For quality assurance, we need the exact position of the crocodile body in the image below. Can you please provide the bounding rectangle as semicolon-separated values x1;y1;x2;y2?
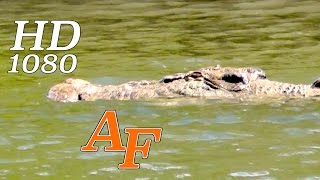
47;65;320;102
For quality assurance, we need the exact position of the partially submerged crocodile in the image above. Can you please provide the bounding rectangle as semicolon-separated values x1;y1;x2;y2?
47;65;320;102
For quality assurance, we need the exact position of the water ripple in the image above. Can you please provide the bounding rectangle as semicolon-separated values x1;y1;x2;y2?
17;144;36;151
304;176;320;180
0;170;10;176
0;137;10;145
35;172;51;176
164;132;233;141
279;150;315;157
169;113;241;126
140;163;186;171
39;140;62;145
78;151;119;160
214;113;241;124
0;158;37;164
164;132;253;141
176;173;192;179
229;171;270;177
263;112;320;124
168;118;196;126
98;167;119;173
10;135;34;141
284;128;320;136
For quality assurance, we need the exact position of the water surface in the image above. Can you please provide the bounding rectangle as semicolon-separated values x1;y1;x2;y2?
0;0;319;179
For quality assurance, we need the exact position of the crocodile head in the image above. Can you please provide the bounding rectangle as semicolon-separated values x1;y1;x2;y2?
47;78;99;102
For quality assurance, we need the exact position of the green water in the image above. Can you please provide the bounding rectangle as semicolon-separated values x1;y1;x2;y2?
1;0;320;179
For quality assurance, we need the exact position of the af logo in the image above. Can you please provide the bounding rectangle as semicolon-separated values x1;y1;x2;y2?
81;111;162;169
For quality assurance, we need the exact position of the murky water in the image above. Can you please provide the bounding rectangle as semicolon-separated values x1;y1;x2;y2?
0;0;320;179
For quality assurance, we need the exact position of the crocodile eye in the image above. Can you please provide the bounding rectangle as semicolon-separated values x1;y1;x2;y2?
222;74;244;84
258;73;267;79
188;71;202;78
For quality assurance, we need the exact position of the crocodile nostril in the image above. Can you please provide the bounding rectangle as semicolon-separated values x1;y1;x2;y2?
78;94;83;101
259;75;267;79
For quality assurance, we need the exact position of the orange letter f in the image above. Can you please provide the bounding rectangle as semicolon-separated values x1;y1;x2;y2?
118;128;162;169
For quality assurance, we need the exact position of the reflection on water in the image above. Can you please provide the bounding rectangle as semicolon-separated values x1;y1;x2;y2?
0;0;320;179
229;171;270;177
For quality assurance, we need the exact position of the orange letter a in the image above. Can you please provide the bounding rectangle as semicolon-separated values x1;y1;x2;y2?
80;111;126;152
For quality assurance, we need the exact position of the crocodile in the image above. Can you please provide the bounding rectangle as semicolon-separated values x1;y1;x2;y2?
47;65;320;102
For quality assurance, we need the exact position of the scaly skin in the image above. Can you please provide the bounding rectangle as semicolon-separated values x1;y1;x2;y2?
47;78;239;102
248;79;320;98
160;65;266;92
47;65;320;102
